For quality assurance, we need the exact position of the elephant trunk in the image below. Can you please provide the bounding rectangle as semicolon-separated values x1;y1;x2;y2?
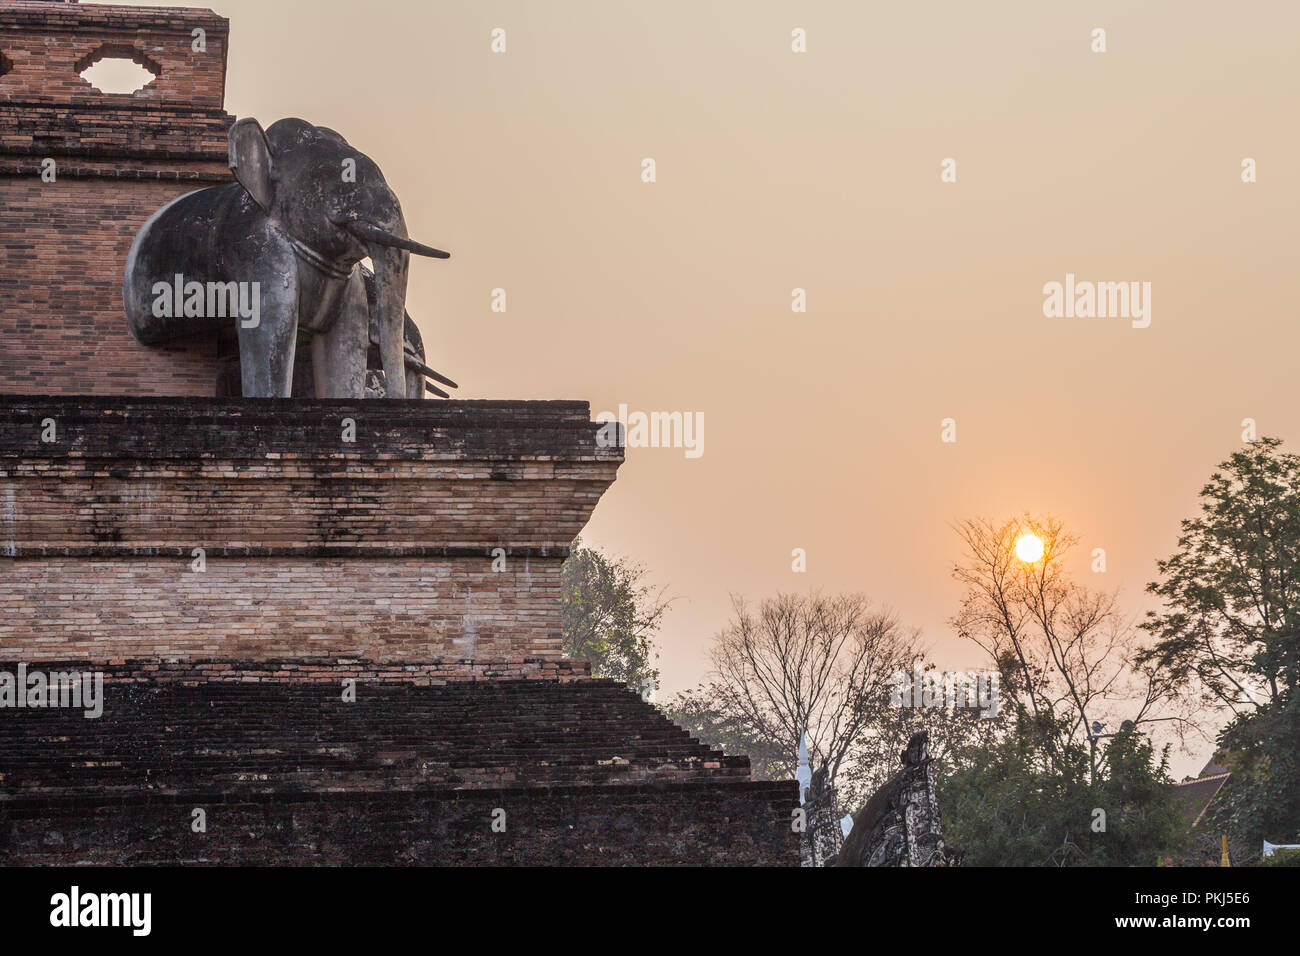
369;242;411;399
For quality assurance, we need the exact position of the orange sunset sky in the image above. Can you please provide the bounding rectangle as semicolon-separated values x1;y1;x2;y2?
103;0;1300;773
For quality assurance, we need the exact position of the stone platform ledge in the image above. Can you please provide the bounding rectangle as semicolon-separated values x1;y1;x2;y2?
0;395;623;556
0;395;625;463
0;397;622;662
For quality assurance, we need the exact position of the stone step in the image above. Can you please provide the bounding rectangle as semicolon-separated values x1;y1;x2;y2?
0;669;751;797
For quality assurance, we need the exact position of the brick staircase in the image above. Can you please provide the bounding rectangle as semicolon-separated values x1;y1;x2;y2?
0;661;798;865
0;667;751;795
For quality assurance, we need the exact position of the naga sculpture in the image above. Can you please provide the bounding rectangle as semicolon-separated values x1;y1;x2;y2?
800;764;844;867
123;117;455;398
833;731;962;867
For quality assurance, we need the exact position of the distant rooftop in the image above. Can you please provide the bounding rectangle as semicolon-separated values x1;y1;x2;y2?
1169;772;1231;827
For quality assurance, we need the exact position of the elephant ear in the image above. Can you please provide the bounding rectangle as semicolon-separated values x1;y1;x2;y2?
228;118;276;212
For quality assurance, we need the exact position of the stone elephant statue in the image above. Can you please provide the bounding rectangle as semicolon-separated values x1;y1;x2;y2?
123;116;455;399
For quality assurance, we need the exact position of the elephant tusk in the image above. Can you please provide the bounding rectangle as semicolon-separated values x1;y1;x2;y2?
425;380;451;399
344;220;450;259
403;352;458;389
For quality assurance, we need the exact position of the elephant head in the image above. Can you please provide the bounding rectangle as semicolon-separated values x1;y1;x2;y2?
227;117;449;397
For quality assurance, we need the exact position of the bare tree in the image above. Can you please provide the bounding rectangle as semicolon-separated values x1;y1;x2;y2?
839;671;1005;810
951;515;1196;777
698;592;921;786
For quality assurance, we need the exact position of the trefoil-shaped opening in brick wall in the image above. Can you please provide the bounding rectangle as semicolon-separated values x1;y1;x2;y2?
76;44;162;95
0;50;12;78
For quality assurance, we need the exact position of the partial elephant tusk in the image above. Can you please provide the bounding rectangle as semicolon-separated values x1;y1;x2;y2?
344;220;450;259
403;352;458;389
425;380;451;399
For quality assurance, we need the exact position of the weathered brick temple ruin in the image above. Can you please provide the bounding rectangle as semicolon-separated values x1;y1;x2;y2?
0;0;798;864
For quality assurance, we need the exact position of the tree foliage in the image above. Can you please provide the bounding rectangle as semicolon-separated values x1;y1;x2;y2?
1204;689;1300;848
666;685;789;780
939;515;1188;864
837;684;1005;812
952;515;1189;777
1140;437;1300;712
561;538;667;689
940;710;1187;866
1140;438;1300;852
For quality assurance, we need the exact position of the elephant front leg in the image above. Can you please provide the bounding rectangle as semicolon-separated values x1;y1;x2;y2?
311;274;368;398
237;289;299;397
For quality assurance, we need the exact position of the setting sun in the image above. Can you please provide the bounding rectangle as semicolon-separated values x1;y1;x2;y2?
1015;534;1045;563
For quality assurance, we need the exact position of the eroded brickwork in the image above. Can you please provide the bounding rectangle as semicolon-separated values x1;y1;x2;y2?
72;657;595;684
0;2;229;109
1;178;226;395
0;397;621;663
0;0;233;396
2;783;799;866
0;557;566;660
0;668;800;865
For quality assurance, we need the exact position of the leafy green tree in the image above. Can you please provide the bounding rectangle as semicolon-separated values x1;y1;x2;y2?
1140;438;1300;852
940;515;1189;865
1139;437;1300;711
665;686;788;779
939;709;1187;866
561;538;667;690
1205;690;1300;849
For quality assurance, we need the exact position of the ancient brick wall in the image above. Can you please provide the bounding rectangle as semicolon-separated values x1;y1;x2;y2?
58;657;596;684
0;669;801;865
0;1;229;108
0;397;622;663
0;558;567;660
0;0;234;396
2;782;800;866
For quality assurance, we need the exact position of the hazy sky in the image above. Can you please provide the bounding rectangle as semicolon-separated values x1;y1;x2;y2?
105;0;1300;771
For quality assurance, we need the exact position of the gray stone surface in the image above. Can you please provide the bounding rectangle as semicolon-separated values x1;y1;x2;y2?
833;731;962;867
123;117;451;399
